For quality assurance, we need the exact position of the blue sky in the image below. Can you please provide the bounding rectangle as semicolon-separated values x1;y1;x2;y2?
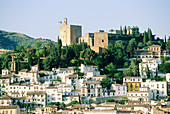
0;0;170;41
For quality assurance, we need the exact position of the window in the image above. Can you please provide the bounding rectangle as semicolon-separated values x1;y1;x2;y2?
88;89;90;93
157;84;159;88
102;39;104;42
162;91;164;94
162;84;164;88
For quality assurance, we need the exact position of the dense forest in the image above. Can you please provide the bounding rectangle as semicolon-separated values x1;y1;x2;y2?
0;30;57;49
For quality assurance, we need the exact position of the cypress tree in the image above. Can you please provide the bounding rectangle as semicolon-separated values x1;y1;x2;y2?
165;35;167;43
143;31;148;45
124;26;127;35
37;57;40;71
28;53;32;70
148;28;153;41
15;57;20;74
15;59;18;74
57;37;62;66
146;64;150;78
120;26;123;36
43;46;47;57
57;37;62;57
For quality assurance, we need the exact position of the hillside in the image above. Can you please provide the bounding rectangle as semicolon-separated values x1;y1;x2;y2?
0;30;57;50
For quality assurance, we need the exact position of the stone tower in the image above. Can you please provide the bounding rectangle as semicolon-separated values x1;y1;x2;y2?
11;56;16;72
59;18;82;47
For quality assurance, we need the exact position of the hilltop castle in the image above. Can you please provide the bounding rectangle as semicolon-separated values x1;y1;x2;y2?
59;18;123;53
59;18;82;47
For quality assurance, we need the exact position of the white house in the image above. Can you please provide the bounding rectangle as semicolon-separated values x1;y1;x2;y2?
141;79;167;99
46;86;62;103
139;59;158;78
127;87;153;101
111;84;127;96
80;64;97;74
2;68;10;76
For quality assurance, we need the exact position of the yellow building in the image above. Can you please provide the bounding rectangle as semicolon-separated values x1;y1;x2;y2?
123;77;142;91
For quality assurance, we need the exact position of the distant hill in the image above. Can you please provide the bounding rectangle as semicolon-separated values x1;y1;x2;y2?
0;30;57;50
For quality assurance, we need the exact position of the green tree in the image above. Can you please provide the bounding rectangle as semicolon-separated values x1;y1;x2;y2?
107;43;115;63
81;41;87;51
42;46;47;57
55;77;61;82
137;42;144;48
84;48;96;61
28;53;32;70
78;95;81;104
15;57;20;74
166;40;170;52
114;72;124;84
100;76;111;89
146;64;150;78
123;70;133;77
57;38;62;62
124;26;127;35
60;102;66;109
126;38;137;57
67;100;80;106
35;41;42;50
104;62;116;75
148;28;153;41
120;26;123;36
16;45;24;52
143;31;148;45
129;59;140;76
114;40;126;65
146;41;153;46
101;48;111;66
164;35;167;43
93;56;103;71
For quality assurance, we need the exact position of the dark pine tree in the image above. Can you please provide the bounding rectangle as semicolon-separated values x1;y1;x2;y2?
120;26;123;36
124;26;127;35
28;53;32;70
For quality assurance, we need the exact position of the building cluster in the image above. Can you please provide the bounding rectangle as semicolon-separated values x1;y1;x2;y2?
0;61;170;113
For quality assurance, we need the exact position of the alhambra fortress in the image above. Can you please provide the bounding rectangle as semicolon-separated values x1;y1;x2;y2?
59;18;120;53
59;18;168;59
